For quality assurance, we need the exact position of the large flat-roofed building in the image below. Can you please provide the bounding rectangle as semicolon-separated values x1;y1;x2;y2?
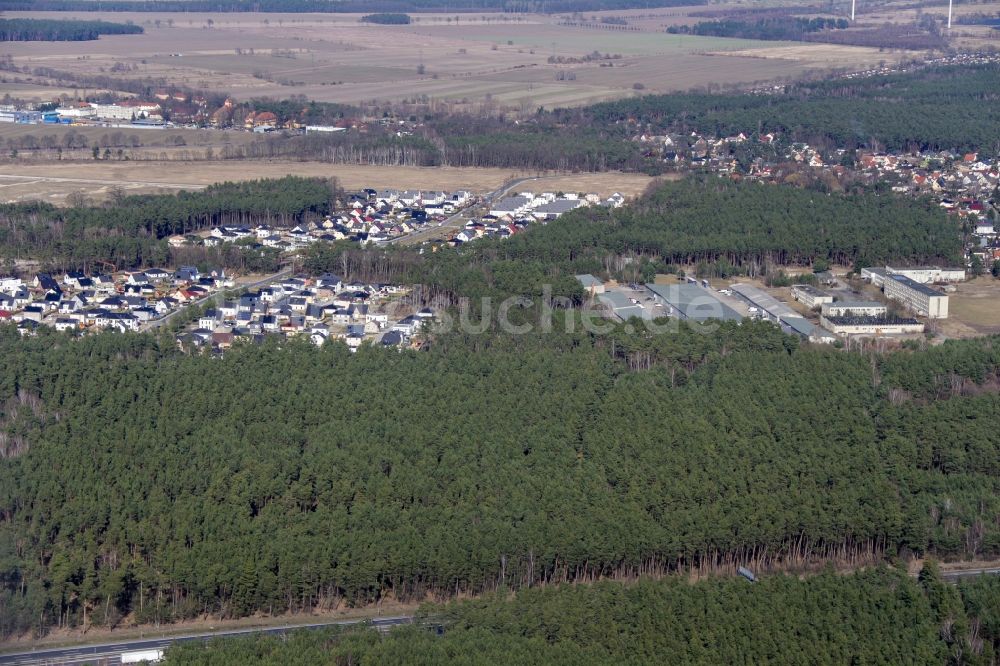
863;265;965;286
730;283;835;343
821;301;888;318
575;274;605;295
790;284;834;309
821;315;924;336
730;283;791;324
884;275;949;318
861;267;889;287
598;290;652;322
887;265;966;284
645;283;743;322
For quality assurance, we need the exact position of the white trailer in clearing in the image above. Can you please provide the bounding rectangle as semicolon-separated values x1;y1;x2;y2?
121;649;164;664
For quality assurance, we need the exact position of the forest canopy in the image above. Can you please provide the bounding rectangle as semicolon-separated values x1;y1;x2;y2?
666;16;849;41
0;176;336;272
0;18;142;41
359;12;411;24
164;570;1000;665
576;62;1000;156
1;324;999;637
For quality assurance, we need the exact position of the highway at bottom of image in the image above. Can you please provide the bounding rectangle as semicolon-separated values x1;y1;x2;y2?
0;616;413;666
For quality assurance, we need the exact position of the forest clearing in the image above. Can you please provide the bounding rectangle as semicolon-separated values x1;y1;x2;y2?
0;161;658;204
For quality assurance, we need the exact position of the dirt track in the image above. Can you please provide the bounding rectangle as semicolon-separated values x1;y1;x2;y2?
0;161;658;204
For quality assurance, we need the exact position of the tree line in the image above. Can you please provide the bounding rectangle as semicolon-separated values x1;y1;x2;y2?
575;62;1000;156
1;320;1000;637
0;176;336;272
214;118;653;173
666;16;848;41
164;568;1000;664
360;13;412;24
0;18;142;41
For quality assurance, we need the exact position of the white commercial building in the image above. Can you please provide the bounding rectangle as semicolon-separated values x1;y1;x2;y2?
820;301;888;318
90;102;161;121
887;265;966;284
864;265;965;286
790;284;834;309
820;315;925;336
884;275;949;318
55;105;96;119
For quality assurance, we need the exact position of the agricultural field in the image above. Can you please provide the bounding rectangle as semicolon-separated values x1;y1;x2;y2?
859;0;1000;51
0;122;264;163
0;159;656;204
1;8;906;111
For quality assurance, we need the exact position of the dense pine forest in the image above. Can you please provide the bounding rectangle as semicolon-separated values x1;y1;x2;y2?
575;62;1000;156
0;18;142;41
222;119;648;172
1;320;999;638
666;17;849;41
0;176;335;272
166;569;1000;665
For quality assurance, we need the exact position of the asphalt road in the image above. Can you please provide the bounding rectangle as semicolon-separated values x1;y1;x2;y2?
387;175;541;247
0;616;413;666
0;174;208;191
140;266;294;332
940;566;1000;582
2;567;997;664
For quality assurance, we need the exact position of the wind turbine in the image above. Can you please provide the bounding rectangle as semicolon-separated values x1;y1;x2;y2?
851;0;855;21
948;0;953;30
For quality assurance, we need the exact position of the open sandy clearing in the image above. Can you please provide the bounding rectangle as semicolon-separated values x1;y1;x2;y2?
946;278;1000;336
0;161;656;204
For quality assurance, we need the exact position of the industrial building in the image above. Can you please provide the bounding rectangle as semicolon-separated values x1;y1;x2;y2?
883;275;949;318
0;109;43;124
576;274;605;295
730;283;836;343
820;301;888;318
645;283;743;322
790;284;834;309
888;265;966;284
598;290;652;322
820;315;924;336
861;267;889;287
862;265;965;287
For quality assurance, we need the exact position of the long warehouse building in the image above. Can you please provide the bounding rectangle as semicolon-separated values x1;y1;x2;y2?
645;283;743;322
730;283;835;343
883;275;949;318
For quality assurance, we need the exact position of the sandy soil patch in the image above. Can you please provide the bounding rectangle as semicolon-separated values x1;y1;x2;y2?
0;160;657;204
